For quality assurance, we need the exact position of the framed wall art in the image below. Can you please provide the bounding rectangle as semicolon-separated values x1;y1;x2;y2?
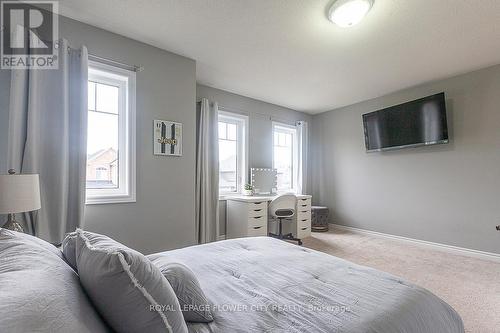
154;120;182;156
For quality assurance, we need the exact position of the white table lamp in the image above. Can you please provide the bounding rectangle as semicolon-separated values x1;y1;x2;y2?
0;170;41;232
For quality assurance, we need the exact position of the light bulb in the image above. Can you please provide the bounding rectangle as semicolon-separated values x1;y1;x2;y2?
329;0;374;28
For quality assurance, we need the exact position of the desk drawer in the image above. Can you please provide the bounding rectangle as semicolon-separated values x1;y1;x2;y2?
297;226;311;239
248;206;267;218
298;198;311;210
249;201;267;210
297;217;311;229
297;210;311;221
248;215;266;228
248;225;267;237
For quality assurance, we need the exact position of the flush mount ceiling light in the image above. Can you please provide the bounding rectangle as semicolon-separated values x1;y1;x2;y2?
328;0;374;28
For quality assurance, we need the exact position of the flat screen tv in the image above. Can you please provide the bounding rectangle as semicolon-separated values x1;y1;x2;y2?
362;92;448;152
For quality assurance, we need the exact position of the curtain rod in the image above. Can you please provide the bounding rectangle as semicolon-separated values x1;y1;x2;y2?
88;54;144;73
217;104;302;126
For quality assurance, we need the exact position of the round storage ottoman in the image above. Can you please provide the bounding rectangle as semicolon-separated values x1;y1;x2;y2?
311;206;329;232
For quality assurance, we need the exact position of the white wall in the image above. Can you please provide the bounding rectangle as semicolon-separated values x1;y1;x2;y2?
311;64;500;254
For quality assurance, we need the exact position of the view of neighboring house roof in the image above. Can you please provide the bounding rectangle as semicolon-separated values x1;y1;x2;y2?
87;148;117;162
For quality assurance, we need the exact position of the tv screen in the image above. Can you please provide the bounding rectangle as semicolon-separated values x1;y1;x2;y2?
362;92;448;152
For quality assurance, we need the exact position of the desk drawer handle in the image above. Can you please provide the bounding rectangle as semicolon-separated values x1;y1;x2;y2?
253;209;262;212
301;219;308;222
300;198;307;201
300;210;308;213
254;202;263;205
301;227;308;231
253;216;262;219
301;204;308;207
253;226;262;230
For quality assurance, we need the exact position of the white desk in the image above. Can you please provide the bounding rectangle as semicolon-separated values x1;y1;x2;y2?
225;194;312;240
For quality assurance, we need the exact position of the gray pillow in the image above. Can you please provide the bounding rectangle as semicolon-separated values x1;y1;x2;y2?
0;229;109;333
11;227;65;259
75;229;188;333
158;262;213;323
62;231;77;271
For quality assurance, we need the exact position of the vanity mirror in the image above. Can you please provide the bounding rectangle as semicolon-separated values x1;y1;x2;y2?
250;168;277;195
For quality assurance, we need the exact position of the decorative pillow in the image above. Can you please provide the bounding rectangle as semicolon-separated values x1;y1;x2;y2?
62;231;78;271
0;229;109;333
75;229;188;333
158;262;213;323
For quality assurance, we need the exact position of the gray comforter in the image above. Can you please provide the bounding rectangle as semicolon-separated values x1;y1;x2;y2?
148;237;464;333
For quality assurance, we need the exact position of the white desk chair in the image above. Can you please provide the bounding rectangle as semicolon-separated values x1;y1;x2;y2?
268;194;302;245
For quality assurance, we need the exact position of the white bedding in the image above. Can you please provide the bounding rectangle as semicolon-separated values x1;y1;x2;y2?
148;237;464;333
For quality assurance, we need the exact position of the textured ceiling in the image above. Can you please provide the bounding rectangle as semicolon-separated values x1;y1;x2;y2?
58;0;500;114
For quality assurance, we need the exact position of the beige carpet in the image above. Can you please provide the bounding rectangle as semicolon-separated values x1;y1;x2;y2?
302;228;500;333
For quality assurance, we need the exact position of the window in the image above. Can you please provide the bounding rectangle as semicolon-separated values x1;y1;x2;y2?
218;111;248;193
273;122;298;192
86;61;136;204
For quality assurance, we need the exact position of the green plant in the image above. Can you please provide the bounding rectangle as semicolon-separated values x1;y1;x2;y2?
244;183;253;191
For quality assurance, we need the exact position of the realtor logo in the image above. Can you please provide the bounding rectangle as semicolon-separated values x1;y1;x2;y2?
1;0;58;69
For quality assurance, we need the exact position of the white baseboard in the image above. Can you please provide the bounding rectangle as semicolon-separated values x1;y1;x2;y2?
330;224;500;263
217;234;226;241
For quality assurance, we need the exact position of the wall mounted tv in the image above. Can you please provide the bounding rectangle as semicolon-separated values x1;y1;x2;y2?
362;92;448;152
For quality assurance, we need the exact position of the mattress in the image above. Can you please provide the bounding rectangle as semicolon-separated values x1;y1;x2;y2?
148;237;464;333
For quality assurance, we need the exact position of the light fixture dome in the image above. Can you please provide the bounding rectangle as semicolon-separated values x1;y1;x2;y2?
328;0;374;28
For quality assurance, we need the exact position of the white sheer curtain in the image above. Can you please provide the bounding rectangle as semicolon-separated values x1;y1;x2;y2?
195;98;220;244
7;39;88;244
296;120;308;195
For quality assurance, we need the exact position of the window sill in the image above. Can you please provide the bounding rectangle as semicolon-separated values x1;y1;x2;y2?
86;195;136;205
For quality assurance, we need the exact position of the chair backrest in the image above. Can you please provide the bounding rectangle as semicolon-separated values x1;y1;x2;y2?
269;194;297;219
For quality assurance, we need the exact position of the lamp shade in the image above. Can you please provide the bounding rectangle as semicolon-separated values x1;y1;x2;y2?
0;174;41;214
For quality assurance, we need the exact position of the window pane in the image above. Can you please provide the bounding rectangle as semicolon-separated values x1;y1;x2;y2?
273;125;295;191
285;133;291;146
227;123;237;141
219;139;237;192
274;144;292;191
96;83;119;114
280;133;286;146
88;82;96;110
86;111;119;189
218;122;227;140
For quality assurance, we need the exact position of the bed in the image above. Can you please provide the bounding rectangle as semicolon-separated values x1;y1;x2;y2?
148;237;464;333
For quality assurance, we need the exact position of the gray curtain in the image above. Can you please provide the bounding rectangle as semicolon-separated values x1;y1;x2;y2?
195;98;219;244
7;39;88;244
296;120;308;195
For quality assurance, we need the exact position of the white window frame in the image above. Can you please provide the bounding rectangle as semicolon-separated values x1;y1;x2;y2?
272;121;298;193
86;61;136;205
218;110;248;194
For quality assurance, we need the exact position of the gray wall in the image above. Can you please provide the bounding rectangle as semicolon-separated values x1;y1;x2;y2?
197;84;312;170
311;64;500;254
61;17;197;254
0;68;10;226
0;71;9;174
0;16;197;254
197;84;312;236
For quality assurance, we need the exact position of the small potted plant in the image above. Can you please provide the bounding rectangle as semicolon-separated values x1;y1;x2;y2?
243;183;254;196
